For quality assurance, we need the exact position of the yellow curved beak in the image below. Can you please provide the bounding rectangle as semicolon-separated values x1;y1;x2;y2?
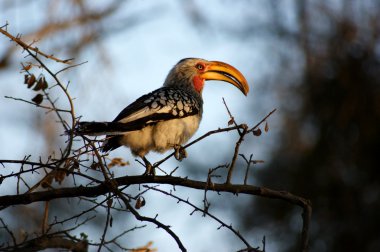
200;61;250;96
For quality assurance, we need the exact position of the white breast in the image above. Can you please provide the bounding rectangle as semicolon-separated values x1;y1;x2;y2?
152;115;201;152
118;115;201;157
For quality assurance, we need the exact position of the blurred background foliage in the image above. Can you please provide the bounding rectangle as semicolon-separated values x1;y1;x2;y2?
1;0;379;251
245;1;380;252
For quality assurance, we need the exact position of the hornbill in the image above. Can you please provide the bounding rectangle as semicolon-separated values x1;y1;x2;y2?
77;58;250;174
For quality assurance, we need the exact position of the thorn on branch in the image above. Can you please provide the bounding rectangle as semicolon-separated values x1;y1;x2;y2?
169;166;179;176
190;209;197;215
0;22;9;30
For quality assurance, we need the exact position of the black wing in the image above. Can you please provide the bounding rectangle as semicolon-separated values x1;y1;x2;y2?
112;87;201;129
102;87;202;152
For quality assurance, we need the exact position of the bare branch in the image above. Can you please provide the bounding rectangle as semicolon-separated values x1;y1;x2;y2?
145;185;263;252
10;236;88;252
0;26;73;64
0;175;311;220
226;124;248;184
4;96;71;113
0;218;17;246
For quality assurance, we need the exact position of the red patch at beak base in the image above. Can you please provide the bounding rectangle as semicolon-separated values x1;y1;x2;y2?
193;75;205;93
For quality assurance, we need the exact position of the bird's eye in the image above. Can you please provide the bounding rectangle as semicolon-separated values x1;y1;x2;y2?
195;63;204;70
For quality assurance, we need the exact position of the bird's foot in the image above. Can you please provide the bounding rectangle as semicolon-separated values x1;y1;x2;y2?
173;145;187;161
142;156;155;176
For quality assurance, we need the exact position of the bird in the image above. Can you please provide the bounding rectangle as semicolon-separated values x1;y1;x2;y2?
77;58;249;174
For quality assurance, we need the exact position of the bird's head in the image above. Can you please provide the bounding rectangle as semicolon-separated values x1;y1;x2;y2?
163;58;250;96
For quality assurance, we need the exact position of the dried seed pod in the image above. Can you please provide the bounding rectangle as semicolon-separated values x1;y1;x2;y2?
108;157;130;168
265;121;269;132
54;170;66;184
31;94;43;104
135;197;146;209
252;128;262;136
22;64;32;71
67;159;79;174
91;162;100;170
26;74;36;88
33;76;48;91
228;118;235;126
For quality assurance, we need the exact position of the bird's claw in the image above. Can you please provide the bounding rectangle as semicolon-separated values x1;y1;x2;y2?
143;164;155;176
174;145;187;161
142;157;155;176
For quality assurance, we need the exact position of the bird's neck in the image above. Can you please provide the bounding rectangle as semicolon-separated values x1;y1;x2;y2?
192;75;204;93
163;77;203;98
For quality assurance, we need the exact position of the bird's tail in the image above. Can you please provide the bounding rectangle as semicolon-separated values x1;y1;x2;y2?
72;121;144;152
74;121;140;136
73;122;130;153
102;135;123;152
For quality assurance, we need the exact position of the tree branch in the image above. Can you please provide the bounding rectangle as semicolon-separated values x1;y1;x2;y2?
0;175;311;251
10;236;88;252
0;26;73;64
144;185;263;252
0;176;308;208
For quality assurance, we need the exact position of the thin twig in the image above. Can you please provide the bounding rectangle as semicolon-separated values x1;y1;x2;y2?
153;109;277;169
55;61;88;76
247;109;277;134
0;26;73;64
242;154;253;185
4;96;71;113
89;141;187;252
239;154;264;185
153;125;243;168
226;124;248;184
145;185;262;252
98;193;112;252
0;174;311;251
222;97;242;135
0;217;17;246
21;46;77;161
42;201;49;234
